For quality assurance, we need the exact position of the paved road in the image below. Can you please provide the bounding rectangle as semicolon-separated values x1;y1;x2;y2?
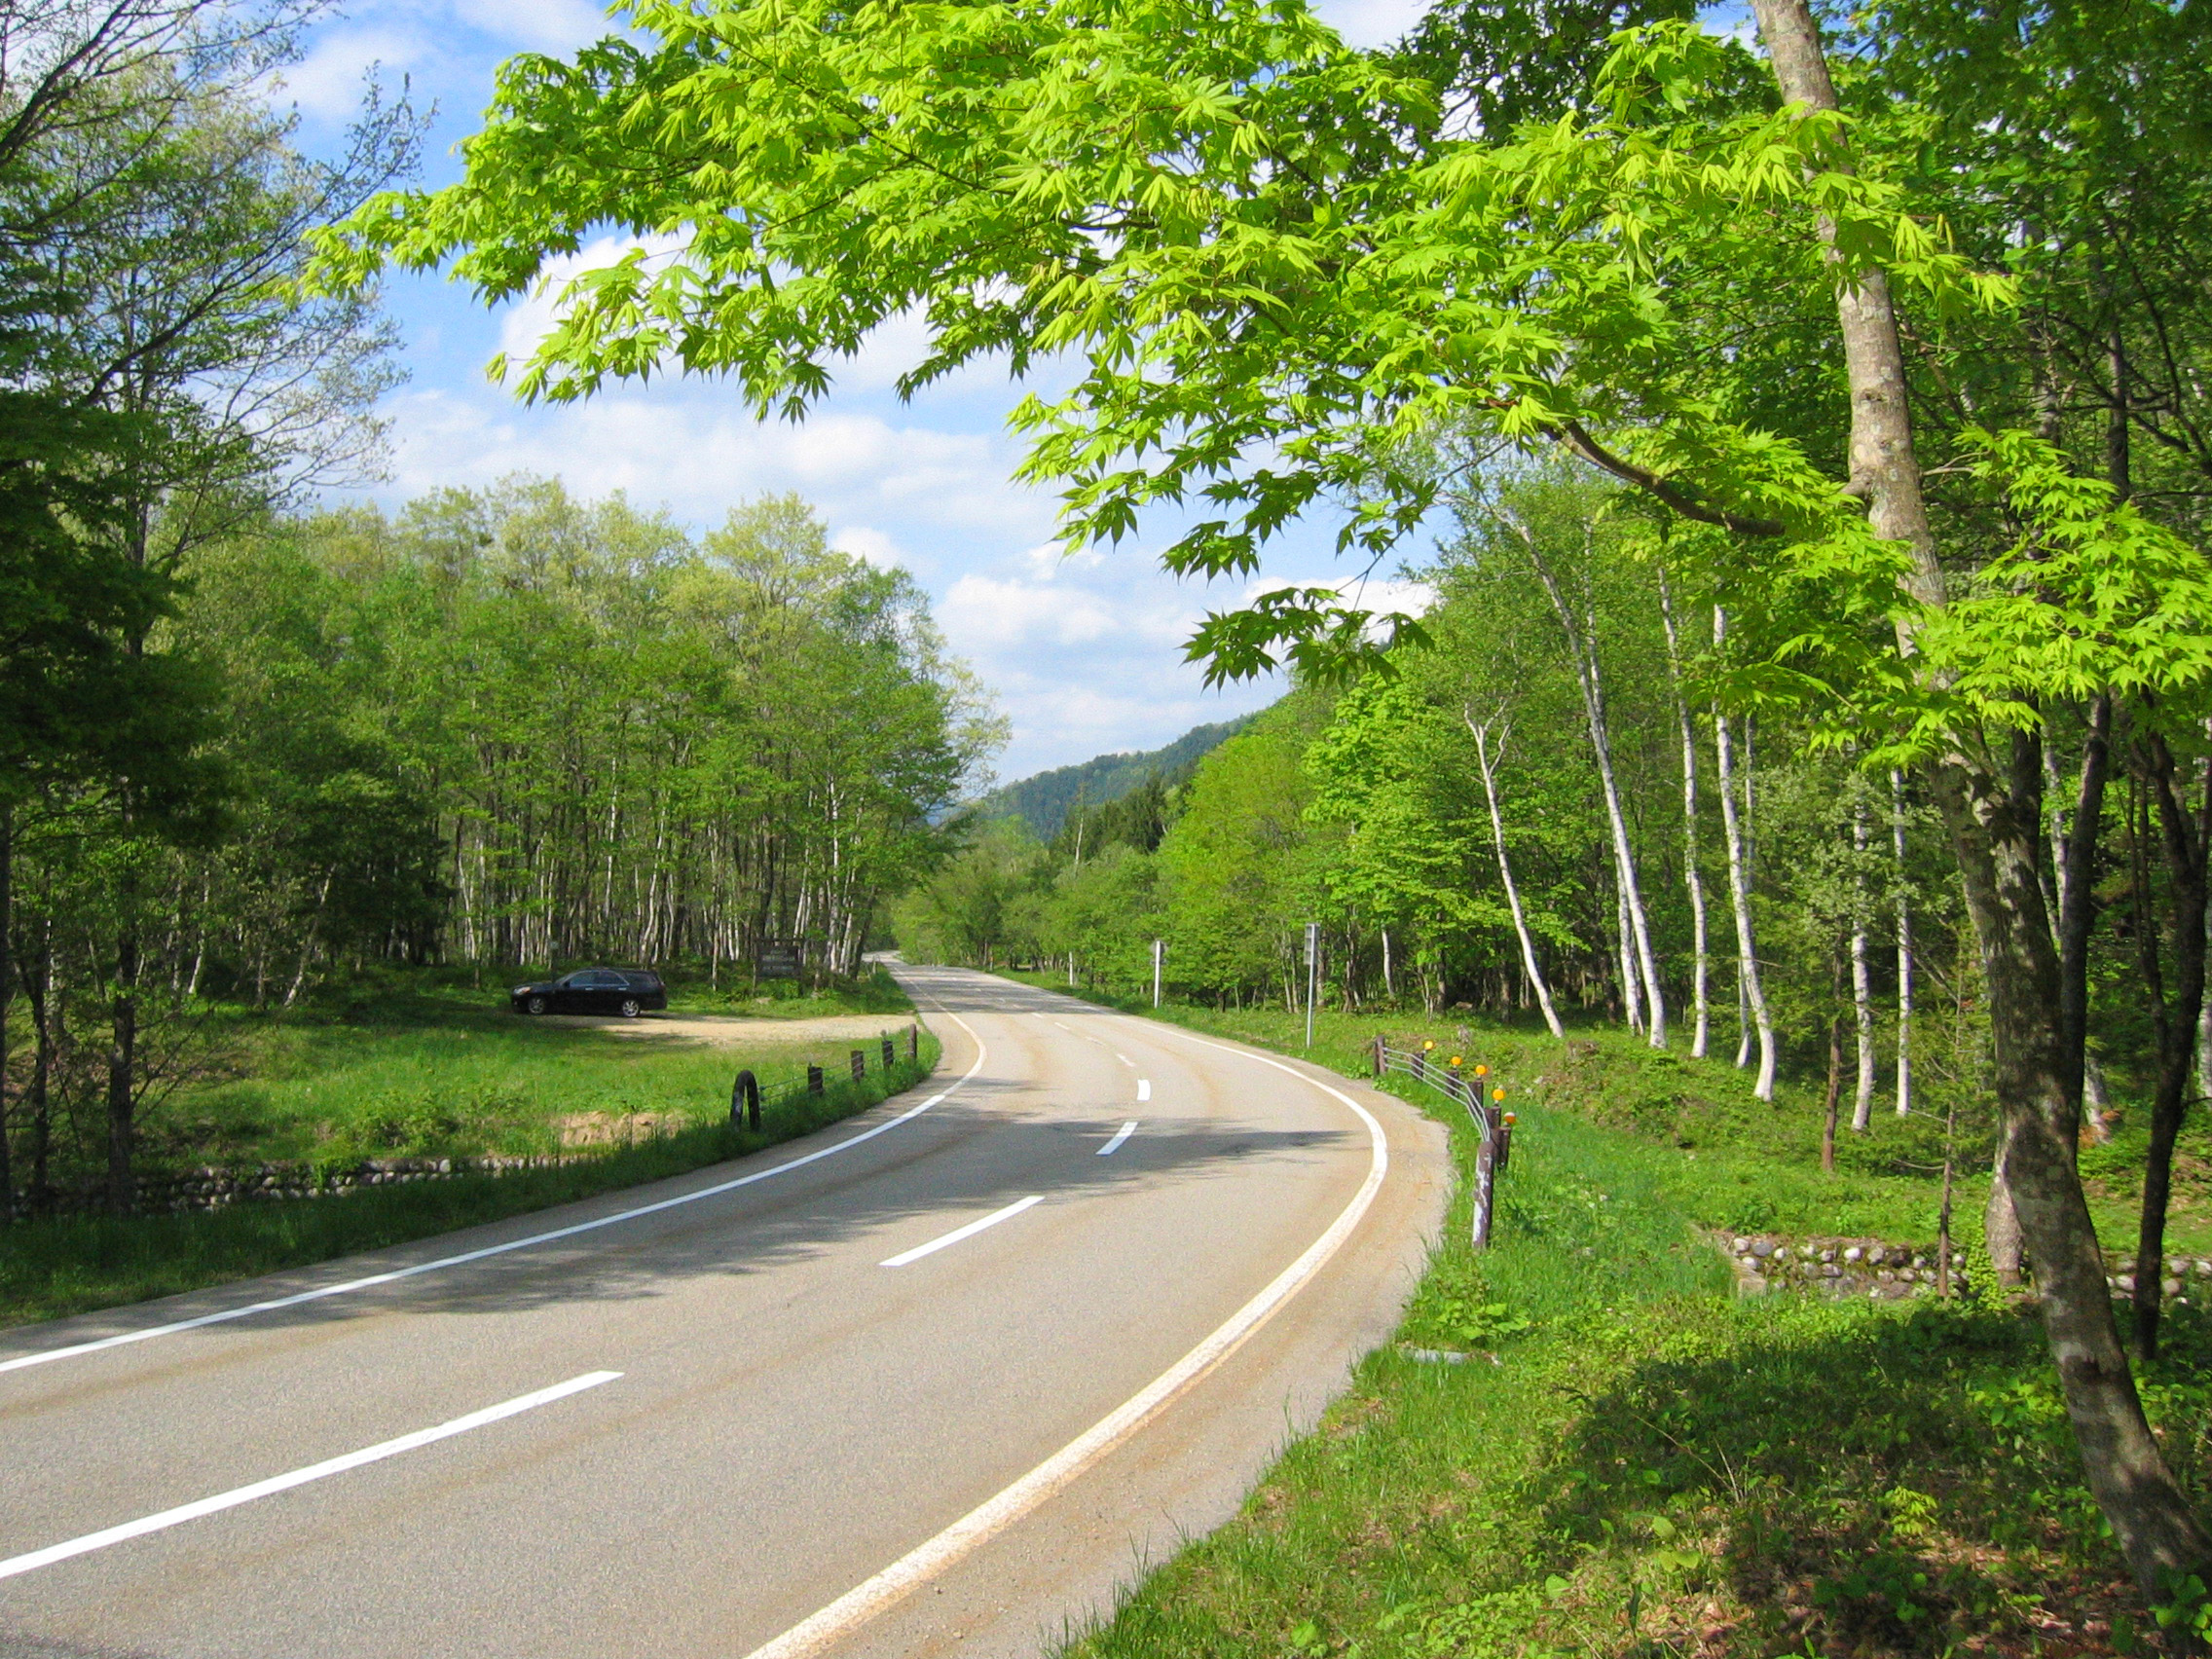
0;965;1446;1659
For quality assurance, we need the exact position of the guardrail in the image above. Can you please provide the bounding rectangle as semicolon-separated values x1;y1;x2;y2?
1369;1038;1515;1249
731;1023;922;1131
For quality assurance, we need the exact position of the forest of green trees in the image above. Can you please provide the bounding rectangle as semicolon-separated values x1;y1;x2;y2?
17;0;2212;1626
0;3;993;1216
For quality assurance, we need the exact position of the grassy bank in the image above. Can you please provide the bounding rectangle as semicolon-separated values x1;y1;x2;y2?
111;964;915;1172
1007;978;2210;1657
2;1013;933;1336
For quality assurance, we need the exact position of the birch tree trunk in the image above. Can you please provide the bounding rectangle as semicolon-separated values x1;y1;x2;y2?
1712;638;1777;1097
1851;797;1877;1131
1657;571;1711;1056
1466;711;1567;1039
1891;769;1914;1116
1520;526;1667;1045
1753;0;2212;1604
1616;877;1643;1034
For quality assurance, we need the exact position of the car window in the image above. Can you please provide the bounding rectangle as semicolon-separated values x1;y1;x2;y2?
558;974;583;988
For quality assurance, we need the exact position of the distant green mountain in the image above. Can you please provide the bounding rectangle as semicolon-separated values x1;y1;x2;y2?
977;716;1256;839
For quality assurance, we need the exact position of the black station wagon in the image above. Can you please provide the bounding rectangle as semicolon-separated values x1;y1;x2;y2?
509;968;668;1017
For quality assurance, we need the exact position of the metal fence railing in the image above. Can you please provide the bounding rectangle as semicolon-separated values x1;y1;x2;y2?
1369;1039;1515;1249
729;1024;923;1129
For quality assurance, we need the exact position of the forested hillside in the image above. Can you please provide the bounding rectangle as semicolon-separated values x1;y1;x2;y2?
897;465;1980;1135
972;716;1251;839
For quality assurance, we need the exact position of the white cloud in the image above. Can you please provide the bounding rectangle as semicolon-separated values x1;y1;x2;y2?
830;526;904;570
271;28;425;121
378;385;1057;544
449;0;609;53
1308;0;1426;48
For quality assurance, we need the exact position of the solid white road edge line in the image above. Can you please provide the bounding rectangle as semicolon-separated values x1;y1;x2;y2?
1097;1122;1138;1157
0;1010;990;1378
879;1196;1043;1268
1136;1079;1151;1102
0;1371;621;1581
740;997;1389;1659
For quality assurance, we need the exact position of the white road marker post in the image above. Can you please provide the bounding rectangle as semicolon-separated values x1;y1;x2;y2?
1152;938;1163;1009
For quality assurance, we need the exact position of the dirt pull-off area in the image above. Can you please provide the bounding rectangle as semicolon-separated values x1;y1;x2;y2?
530;1012;920;1047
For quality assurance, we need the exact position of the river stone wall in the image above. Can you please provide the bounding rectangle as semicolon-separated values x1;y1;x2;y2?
1729;1234;1966;1299
11;1150;619;1221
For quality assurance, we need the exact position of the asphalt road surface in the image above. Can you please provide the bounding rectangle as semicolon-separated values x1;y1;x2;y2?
0;965;1447;1659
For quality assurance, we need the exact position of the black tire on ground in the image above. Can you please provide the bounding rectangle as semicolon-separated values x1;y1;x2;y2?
620;998;642;1018
526;995;546;1014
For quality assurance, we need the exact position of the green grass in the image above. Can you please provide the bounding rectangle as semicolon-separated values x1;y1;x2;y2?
1;1039;940;1332
998;976;2211;1658
120;966;918;1173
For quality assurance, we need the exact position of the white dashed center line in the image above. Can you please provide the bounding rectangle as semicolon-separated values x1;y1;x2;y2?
1098;1123;1138;1157
880;1197;1043;1268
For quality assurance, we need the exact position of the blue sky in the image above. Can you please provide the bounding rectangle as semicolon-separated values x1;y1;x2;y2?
279;0;1479;782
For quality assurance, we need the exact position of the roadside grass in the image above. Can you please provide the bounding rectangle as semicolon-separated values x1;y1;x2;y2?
1004;977;2210;1658
99;964;918;1173
0;1038;940;1333
660;962;916;1017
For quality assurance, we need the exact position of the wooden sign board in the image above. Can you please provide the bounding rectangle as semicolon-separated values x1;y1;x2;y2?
756;944;801;979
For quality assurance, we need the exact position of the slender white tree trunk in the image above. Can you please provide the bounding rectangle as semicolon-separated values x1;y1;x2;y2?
2044;738;2107;1138
1616;879;1643;1034
1519;526;1667;1045
1714;609;1777;1098
1657;571;1711;1056
1892;769;1915;1116
1467;711;1567;1039
1852;795;1877;1131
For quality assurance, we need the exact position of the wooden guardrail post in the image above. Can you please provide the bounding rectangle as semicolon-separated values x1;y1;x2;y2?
881;1036;895;1070
908;1024;920;1061
1472;1104;1497;1249
730;1069;762;1132
850;1049;866;1083
1371;1035;1385;1079
807;1064;825;1094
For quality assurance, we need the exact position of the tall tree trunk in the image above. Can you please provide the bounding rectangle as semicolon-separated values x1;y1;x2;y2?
1520;526;1667;1045
107;910;138;1216
1713;673;1777;1097
1851;795;1876;1131
24;915;52;1212
2052;697;2116;1138
1752;0;2212;1606
1821;1005;1843;1173
1615;876;1643;1034
2131;734;2212;1360
1658;571;1712;1056
0;803;13;1223
1466;712;1567;1040
1892;769;1915;1116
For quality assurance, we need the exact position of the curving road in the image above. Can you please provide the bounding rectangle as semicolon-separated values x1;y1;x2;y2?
0;964;1446;1659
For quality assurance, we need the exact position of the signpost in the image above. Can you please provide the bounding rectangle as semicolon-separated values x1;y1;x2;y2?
1304;922;1319;1049
756;942;801;980
1152;939;1164;1009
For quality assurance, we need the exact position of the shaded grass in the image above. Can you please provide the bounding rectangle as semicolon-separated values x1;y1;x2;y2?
1;1041;939;1333
1014;980;2209;1658
111;972;920;1173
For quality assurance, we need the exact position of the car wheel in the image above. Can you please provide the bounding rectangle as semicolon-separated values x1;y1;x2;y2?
619;998;642;1019
526;994;546;1015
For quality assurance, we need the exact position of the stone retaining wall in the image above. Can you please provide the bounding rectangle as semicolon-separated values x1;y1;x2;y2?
2102;1253;2212;1304
1728;1234;1966;1300
10;1149;623;1220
